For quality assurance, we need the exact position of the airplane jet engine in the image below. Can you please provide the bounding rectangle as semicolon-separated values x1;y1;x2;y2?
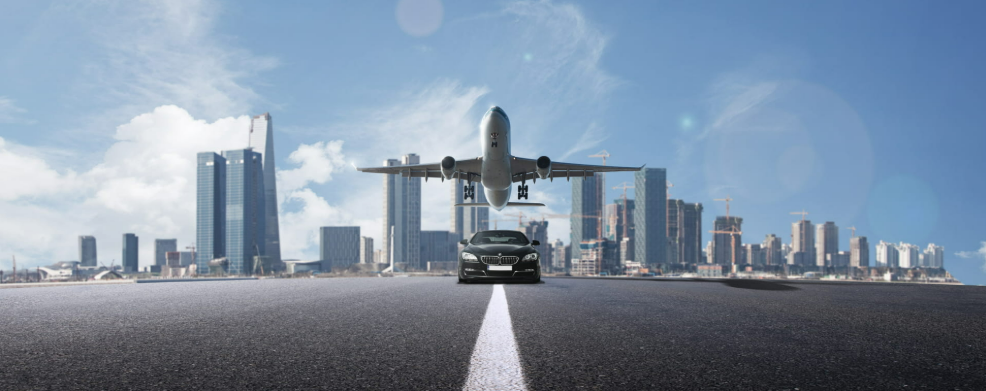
441;156;457;180
536;156;551;179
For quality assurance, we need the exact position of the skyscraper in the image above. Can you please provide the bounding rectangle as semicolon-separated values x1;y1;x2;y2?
522;220;550;272
383;154;422;270
924;243;944;268
249;113;282;268
420;231;457;265
875;240;898;268
712;216;743;266
320;226;360;271
668;200;703;265
224;149;266;275
360;236;374;264
572;174;602;246
816;222;839;267
154;239;177;267
451;181;488;241
552;239;566;271
763;234;783;265
850;236;869;267
122;233;138;273
633;168;667;266
196;152;226;273
790;219;815;266
79;236;97;267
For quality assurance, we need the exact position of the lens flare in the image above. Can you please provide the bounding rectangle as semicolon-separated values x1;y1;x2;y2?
395;0;444;37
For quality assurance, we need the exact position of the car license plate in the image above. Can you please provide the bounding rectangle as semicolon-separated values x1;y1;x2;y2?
488;265;512;271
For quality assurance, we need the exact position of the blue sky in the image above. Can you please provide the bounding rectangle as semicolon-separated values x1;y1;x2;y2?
2;0;986;284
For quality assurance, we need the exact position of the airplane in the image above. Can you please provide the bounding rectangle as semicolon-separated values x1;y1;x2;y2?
357;106;643;211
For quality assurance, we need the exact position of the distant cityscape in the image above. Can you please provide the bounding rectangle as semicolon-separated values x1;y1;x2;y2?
0;112;956;284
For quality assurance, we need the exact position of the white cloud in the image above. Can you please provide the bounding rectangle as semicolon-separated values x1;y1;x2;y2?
955;242;986;273
0;96;32;124
74;0;277;122
0;106;249;268
277;141;348;195
0;138;83;201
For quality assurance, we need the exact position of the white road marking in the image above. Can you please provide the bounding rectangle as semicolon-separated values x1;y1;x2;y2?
464;284;528;391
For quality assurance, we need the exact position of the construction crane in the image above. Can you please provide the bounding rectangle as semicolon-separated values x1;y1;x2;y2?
710;196;742;274
846;226;857;238
502;211;527;229
667;181;674;199
612;182;635;239
588;150;610;166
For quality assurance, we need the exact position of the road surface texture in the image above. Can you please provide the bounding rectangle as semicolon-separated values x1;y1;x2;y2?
1;277;984;390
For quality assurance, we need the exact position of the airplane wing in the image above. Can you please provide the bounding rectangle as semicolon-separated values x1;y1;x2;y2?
510;157;642;182
357;157;483;182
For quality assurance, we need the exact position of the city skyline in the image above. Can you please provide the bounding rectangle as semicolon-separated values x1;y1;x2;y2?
2;1;985;284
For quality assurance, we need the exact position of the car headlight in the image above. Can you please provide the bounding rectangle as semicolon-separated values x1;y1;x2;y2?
523;253;538;262
461;252;479;262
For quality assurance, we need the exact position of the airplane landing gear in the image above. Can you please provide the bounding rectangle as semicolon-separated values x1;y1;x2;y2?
518;184;529;200
464;184;476;200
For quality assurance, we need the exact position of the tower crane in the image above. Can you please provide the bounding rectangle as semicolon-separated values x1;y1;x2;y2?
588;150;610;166
846;226;857;238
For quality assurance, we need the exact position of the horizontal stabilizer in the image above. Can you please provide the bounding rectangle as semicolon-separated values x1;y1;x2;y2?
454;202;546;207
506;202;545;207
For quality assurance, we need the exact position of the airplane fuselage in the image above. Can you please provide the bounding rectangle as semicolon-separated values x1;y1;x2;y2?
480;107;513;210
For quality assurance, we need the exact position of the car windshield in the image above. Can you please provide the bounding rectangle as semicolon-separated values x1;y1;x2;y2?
470;231;529;245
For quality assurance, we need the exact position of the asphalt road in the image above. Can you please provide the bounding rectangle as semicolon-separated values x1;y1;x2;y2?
1;277;984;390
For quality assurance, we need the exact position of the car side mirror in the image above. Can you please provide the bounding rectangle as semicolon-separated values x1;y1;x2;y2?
531;240;540;246
459;239;469;245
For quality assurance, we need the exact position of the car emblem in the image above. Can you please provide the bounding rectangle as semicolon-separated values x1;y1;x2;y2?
498;253;502;256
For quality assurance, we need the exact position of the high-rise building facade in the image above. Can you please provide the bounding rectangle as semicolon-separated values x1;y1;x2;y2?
924;243;944;268
572;174;601;246
668;200;703;265
154;239;177;267
522;220;550;271
320;226;360;271
850;236;869;267
360;237;374;264
420;231;457;265
612;199;635;263
744;243;764;265
897;242;920;268
633;168;667;266
122;233;139;273
875;240;898;268
249;113;282;268
552;239;566;271
712;216;742;266
451;181;488;241
604;203;619;241
79;236;97;267
815;222;839;267
224;149;266;275
383;154;422;269
763;234;783;265
790;220;815;266
196;152;226;273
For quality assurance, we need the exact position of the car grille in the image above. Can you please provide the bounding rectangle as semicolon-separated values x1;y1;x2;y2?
480;256;520;265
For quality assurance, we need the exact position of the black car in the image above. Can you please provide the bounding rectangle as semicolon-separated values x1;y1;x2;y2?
458;230;541;283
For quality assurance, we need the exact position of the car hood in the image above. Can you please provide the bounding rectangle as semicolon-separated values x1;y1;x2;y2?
463;244;534;255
